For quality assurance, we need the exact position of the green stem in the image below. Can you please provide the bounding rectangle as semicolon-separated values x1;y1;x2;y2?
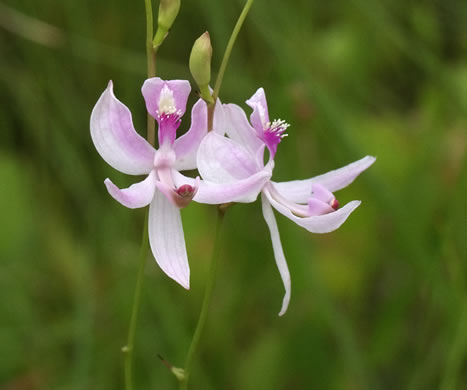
123;211;149;390
180;209;226;390
122;2;157;389
145;0;157;146
211;0;255;102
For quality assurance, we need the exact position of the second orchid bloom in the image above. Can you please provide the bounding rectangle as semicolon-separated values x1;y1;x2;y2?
197;87;375;315
91;78;374;315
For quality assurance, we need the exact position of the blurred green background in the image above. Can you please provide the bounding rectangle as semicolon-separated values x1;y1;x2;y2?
1;0;466;389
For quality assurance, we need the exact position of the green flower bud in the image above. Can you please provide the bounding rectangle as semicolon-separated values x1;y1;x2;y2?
153;0;181;47
189;32;214;104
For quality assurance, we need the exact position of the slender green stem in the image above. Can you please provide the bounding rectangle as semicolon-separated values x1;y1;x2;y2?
211;0;255;102
180;209;226;390
123;211;149;390
145;0;157;146
122;2;157;389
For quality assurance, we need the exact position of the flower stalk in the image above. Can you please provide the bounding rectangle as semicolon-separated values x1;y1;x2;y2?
145;0;157;146
207;0;255;131
122;1;157;389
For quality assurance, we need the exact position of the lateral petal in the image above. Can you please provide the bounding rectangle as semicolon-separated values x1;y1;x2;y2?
246;87;269;134
261;193;291;316
148;189;190;289
90;81;155;175
273;156;376;203
172;170;271;204
104;170;157;209
223;103;263;155
212;99;226;135
173;99;208;171
264;188;361;233
197;132;258;182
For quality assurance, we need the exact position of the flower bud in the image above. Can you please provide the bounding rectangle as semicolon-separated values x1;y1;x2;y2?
153;0;181;47
189;32;214;104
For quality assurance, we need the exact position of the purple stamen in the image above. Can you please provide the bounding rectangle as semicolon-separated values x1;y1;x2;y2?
261;118;290;158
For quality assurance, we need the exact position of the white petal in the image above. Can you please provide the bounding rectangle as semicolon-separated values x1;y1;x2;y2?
90;81;155;175
172;170;271;204
148;189;190;289
104;170;157;209
222;104;263;155
246;87;269;134
213;99;226;135
261;193;291;316
197;132;258;182
273;156;376;203
173;99;208;171
264;188;361;233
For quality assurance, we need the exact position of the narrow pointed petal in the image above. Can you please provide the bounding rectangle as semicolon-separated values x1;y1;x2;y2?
142;78;191;119
197;132;258;182
90;81;155;175
173;99;208;171
104;170;157;209
148;190;190;289
264;188;361;233
273;156;376;203
223;103;263;155
246;87;269;134
261;193;291;316
172;170;271;204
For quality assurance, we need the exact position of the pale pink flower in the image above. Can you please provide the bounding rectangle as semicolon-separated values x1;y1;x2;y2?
196;88;375;315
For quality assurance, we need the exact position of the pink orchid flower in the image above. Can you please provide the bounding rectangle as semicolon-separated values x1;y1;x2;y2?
91;78;270;289
196;88;375;315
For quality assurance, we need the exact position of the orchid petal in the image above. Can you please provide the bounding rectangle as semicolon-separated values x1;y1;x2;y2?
246;87;269;134
273;156;376;203
90;81;155;175
264;188;361;233
223;103;263;155
173;99;208;171
212;99;226;135
104;170;157;209
197;132;258;182
172;170;271;204
142;78;191;119
261;192;291;316
149;189;190;289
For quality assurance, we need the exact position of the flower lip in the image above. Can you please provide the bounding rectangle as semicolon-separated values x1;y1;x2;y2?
176;184;196;198
268;182;339;218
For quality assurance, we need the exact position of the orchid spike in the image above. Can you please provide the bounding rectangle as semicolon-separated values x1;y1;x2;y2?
196;87;376;315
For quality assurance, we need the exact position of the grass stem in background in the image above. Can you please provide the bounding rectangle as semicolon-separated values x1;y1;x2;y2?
181;209;226;390
123;211;149;390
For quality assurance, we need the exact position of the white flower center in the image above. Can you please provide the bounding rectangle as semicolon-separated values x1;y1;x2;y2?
158;85;177;115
